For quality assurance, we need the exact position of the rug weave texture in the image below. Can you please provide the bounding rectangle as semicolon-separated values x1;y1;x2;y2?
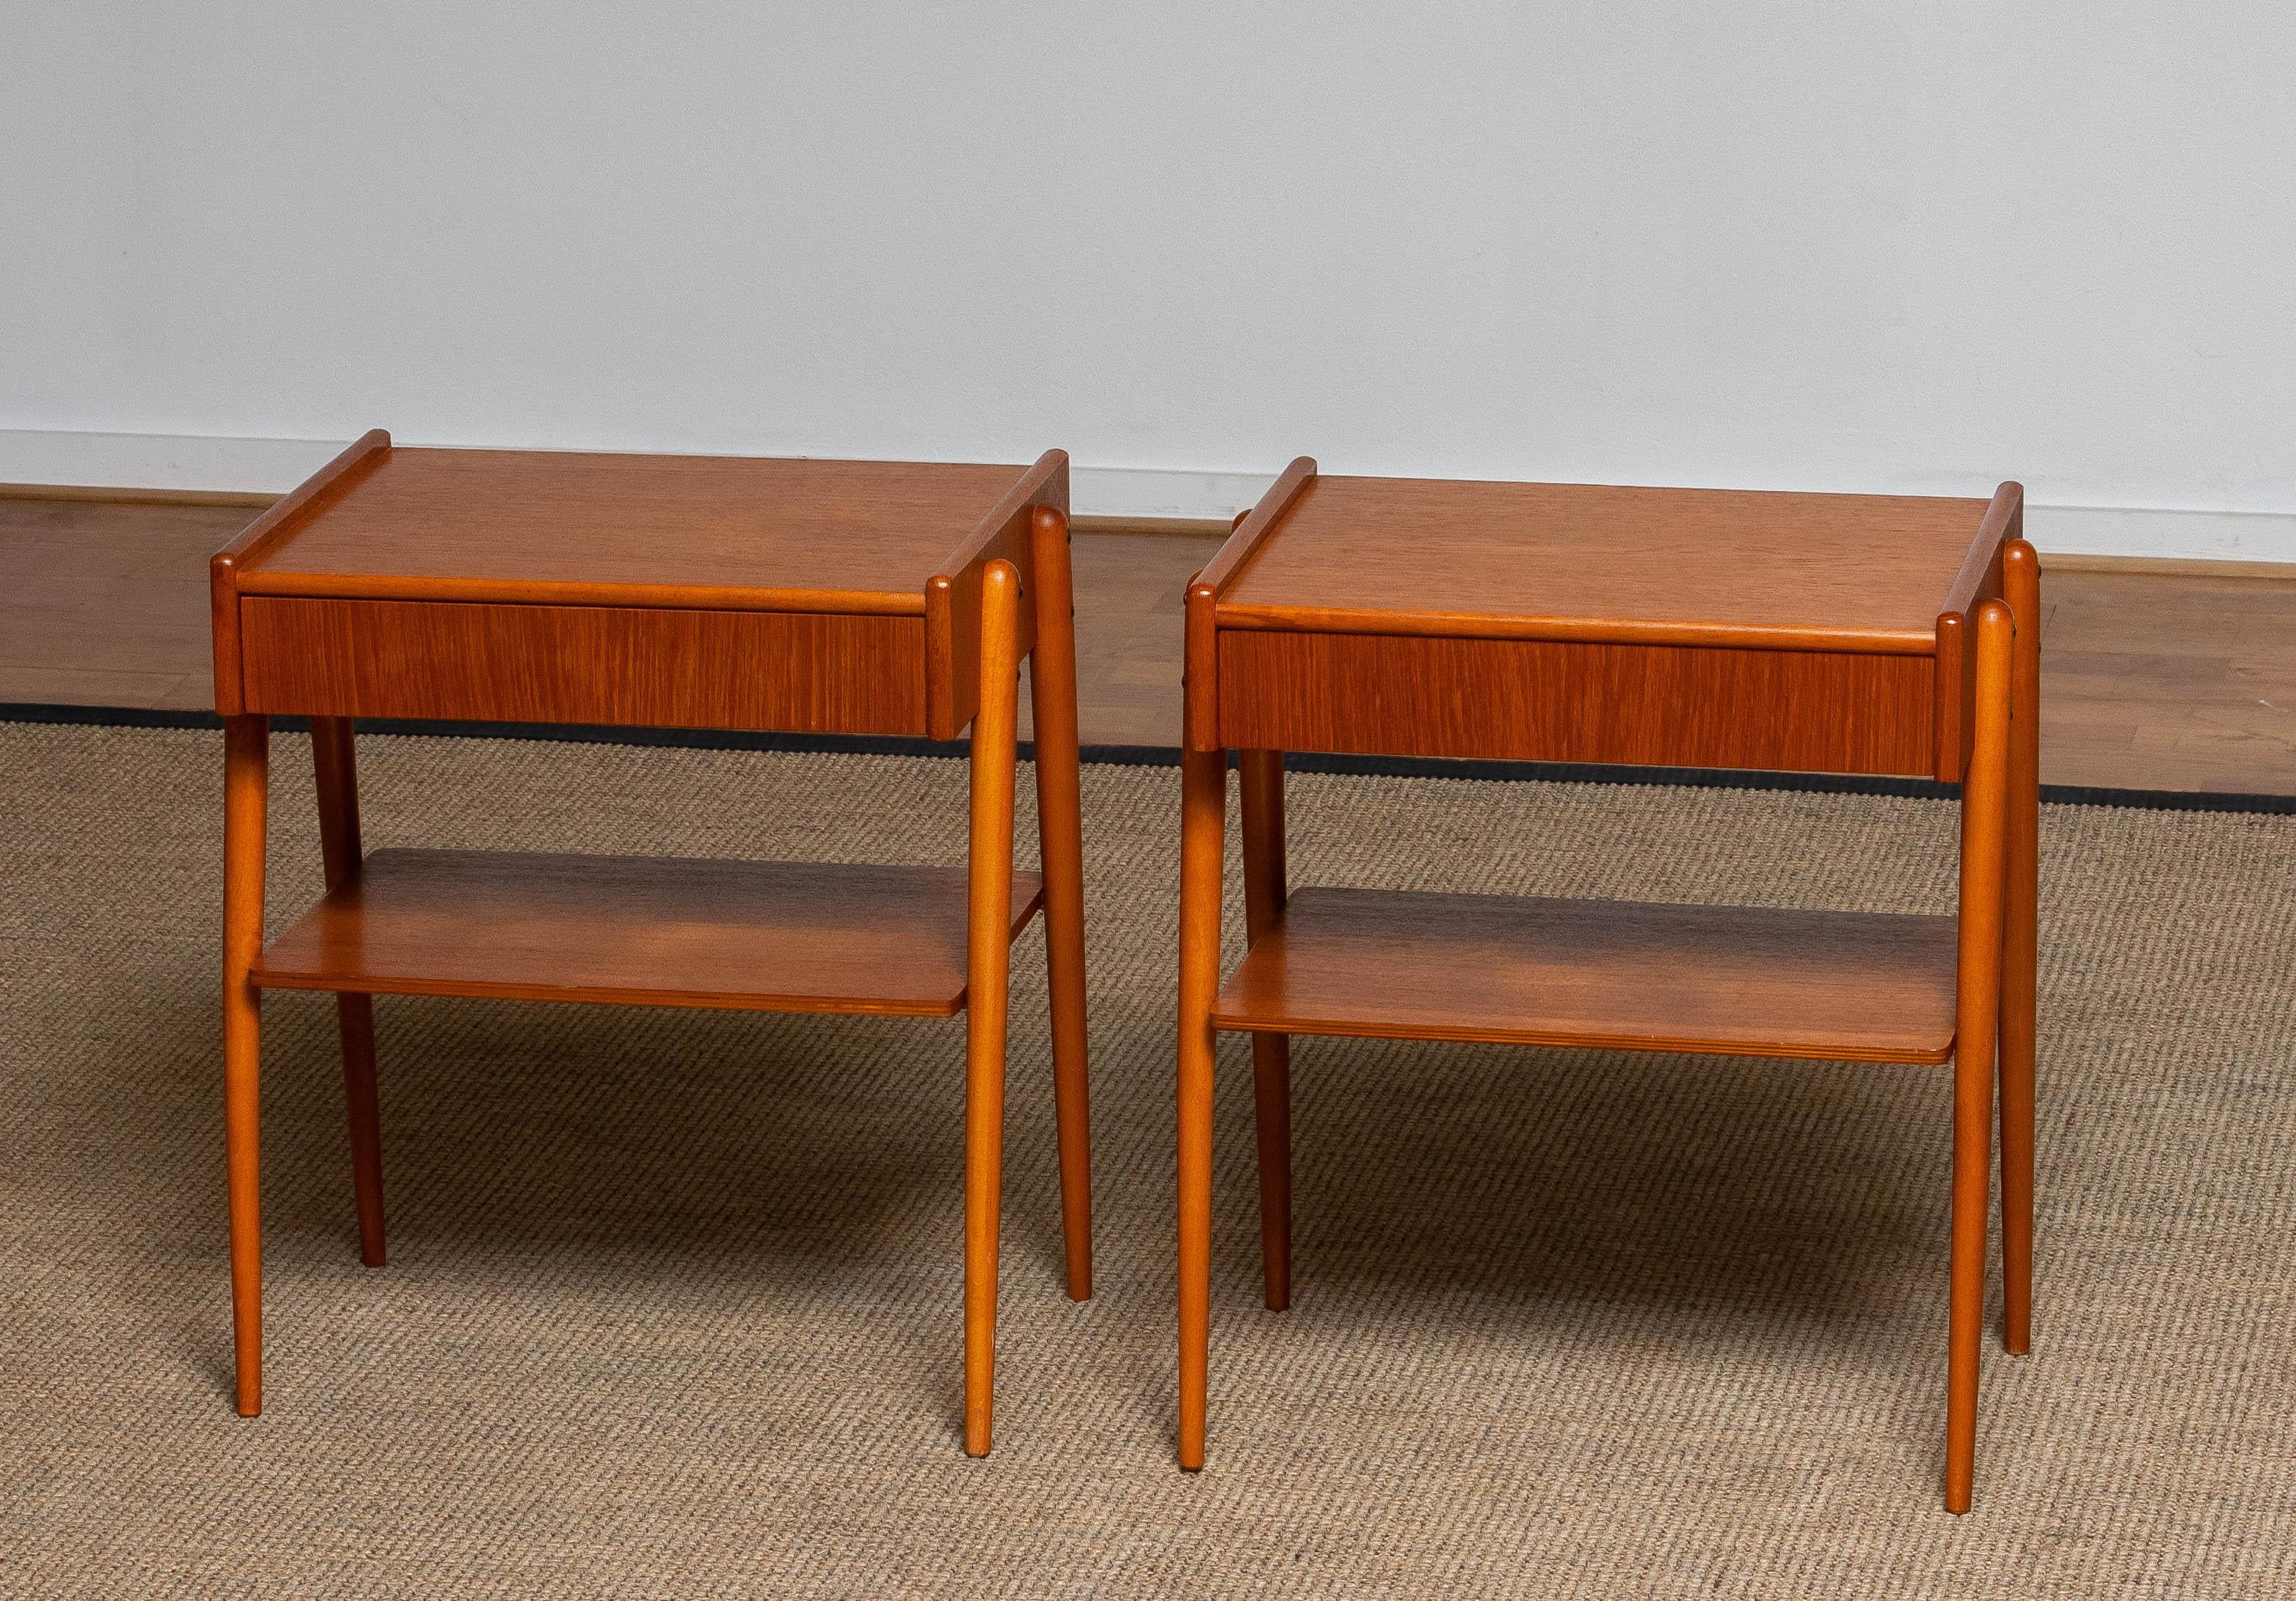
3;723;2292;1598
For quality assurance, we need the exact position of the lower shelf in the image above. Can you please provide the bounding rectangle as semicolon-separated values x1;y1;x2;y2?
1212;887;1959;1064
252;849;1045;1016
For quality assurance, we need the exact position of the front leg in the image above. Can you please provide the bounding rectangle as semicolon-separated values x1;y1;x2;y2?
1998;540;2041;1356
1176;738;1227;1469
962;558;1024;1456
221;713;270;1414
1946;599;2014;1512
1026;506;1093;1302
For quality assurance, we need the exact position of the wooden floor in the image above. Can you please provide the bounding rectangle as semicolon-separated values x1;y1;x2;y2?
5;496;2293;795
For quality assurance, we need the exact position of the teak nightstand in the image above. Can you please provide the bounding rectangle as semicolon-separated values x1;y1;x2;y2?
1175;462;2039;1511
209;432;1092;1455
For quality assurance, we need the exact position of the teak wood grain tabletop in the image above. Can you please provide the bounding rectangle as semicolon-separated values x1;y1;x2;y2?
209;432;1094;1457
1175;461;2041;1513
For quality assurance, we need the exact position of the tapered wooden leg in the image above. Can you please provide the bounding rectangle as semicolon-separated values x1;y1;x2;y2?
1999;541;2041;1357
312;716;385;1269
1238;749;1291;1312
1177;738;1226;1471
1946;600;2014;1513
1027;506;1093;1302
221;713;270;1416
963;560;1024;1456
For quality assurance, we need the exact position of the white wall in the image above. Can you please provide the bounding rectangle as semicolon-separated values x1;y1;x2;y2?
4;3;2292;551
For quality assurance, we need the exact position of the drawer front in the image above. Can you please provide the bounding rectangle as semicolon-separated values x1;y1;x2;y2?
240;597;928;735
1218;629;1935;776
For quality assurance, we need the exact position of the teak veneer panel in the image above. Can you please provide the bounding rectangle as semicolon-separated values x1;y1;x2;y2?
238;596;928;734
252;849;1046;1016
235;449;1027;613
1217;477;1994;651
1211;887;1959;1063
923;461;1060;740
1216;630;1937;774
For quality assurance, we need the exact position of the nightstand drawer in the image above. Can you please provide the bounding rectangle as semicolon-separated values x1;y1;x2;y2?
237;596;928;734
1216;629;1937;775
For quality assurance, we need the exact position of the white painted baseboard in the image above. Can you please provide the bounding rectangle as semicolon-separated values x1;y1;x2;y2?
0;431;350;498
2014;503;2295;565
1069;465;1275;524
4;430;2289;564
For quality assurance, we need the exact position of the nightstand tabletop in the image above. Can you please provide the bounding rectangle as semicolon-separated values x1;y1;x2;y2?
1218;476;1997;653
239;446;1035;612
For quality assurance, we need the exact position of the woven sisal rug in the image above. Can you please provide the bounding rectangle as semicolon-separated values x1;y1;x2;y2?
3;721;2292;1597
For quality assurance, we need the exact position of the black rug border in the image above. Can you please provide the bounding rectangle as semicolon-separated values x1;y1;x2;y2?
6;702;2289;817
